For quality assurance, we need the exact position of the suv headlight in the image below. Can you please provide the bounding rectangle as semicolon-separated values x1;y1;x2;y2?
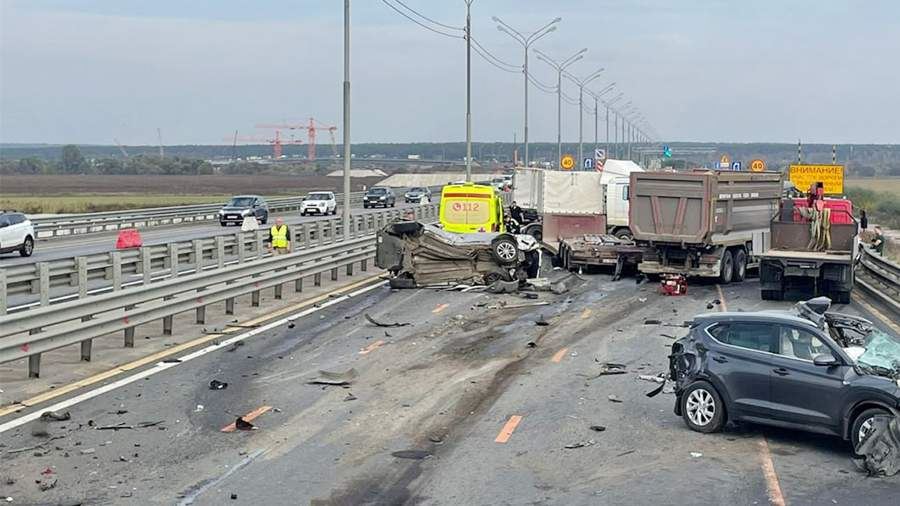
218;209;225;215
241;209;251;215
379;196;386;200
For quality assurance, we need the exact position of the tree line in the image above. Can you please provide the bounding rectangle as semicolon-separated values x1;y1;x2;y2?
0;145;215;175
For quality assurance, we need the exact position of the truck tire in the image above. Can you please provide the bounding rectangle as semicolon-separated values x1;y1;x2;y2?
718;250;734;285
614;228;633;241
761;290;783;301
731;249;747;283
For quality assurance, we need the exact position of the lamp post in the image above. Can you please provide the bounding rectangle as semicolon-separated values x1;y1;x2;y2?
342;0;351;239
605;93;624;158
534;48;586;169
586;84;614;160
563;68;604;167
465;1;473;181
494;16;561;168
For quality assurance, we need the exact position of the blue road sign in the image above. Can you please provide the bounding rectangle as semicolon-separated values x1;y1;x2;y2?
583;157;595;170
731;161;742;171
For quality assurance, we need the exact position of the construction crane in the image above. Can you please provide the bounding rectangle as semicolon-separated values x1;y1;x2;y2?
225;131;302;159
255;118;338;161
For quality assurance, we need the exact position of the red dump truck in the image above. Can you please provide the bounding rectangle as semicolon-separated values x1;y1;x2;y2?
629;170;784;283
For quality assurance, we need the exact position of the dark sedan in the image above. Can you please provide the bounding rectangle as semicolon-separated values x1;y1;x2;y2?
218;195;269;226
669;300;900;449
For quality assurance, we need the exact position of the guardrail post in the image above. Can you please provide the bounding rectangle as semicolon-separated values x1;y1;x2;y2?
314;273;322;286
225;296;235;315
317;222;326;247
236;232;247;263
330;218;340;242
141;247;152;285
124;305;135;347
111;252;123;291
192;239;203;273
0;270;7;315
216;236;226;269
28;352;41;379
80;340;92;362
361;258;368;271
294;276;303;293
251;284;261;306
196;301;206;324
331;266;339;281
38;263;50;306
255;230;265;258
302;224;311;250
163;314;173;335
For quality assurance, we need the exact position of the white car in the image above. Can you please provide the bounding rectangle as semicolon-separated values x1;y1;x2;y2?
301;192;337;216
0;211;35;257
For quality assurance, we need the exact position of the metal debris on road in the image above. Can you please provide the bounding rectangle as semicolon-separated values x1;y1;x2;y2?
234;417;257;431
645;383;666;398
637;374;665;384
162;358;182;363
40;411;71;422
391;450;432;460
589;425;607;432
854;411;900;477
95;420;164;431
37;476;57;491
520;292;539;299
564;440;596;449
535;315;550;326
344;393;358;401
644;319;662;325
195;405;205;413
526;341;537;348
690;452;703;458
607;394;623;403
487;279;520;293
584;362;627;379
226;341;245;352
307;368;358;386
364;313;412;327
616;449;636;457
209;380;229;390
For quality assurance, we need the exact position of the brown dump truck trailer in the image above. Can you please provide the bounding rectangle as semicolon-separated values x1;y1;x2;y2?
629;170;783;283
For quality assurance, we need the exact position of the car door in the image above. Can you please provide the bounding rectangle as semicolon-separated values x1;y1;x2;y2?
767;324;850;430
10;214;27;246
704;321;780;418
0;214;12;250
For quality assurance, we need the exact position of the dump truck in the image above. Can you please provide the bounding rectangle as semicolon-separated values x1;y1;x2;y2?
758;190;858;303
629;170;783;283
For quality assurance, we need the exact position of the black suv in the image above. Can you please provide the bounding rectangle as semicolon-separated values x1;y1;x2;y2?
363;187;396;208
669;299;900;449
218;195;269;226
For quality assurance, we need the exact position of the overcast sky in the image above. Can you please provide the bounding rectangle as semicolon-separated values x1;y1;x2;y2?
1;0;898;145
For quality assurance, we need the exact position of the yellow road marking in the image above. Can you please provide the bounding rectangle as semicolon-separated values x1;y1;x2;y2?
494;415;523;443
221;405;272;433
432;303;449;314
551;348;569;363
758;437;787;506
715;284;728;312
359;339;385;355
0;274;385;418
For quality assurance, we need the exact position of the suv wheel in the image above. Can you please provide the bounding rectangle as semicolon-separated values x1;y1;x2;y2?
20;236;34;257
851;407;889;450
680;381;725;433
491;236;518;265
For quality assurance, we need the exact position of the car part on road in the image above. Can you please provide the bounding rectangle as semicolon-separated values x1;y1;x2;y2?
535;315;549;326
307;368;358;386
209;380;228;390
589;425;607;432
564;440;596;449
234;417;257;431
660;274;687;296
607;394;623;403
854;409;900;477
487;279;520;293
364;313;411;327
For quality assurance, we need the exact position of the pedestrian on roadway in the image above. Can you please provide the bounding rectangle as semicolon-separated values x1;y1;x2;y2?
872;226;885;256
267;217;291;255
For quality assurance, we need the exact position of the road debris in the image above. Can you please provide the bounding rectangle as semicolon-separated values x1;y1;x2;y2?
582;362;627;380
38;476;57;491
645;383;666;398
344;393;358;402
95;420;164;431
616;449;636;457
705;299;722;309
564;440;596;449
209;380;229;390
607;394;623;403
391;450;431;460
6;436;65;454
519;292;539;300
690;452;703;458
589;425;607;432
307;368;358;386
854;410;900;477
535;315;550;326
195;405;205;413
226;341;245;352
637;374;666;384
487;279;519;293
234;417;258;431
364;313;411;328
41;411;71;422
526;341;537;348
644;319;661;325
162;358;182;363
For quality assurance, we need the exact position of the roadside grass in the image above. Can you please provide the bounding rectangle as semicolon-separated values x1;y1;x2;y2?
844;177;900;194
0;195;235;214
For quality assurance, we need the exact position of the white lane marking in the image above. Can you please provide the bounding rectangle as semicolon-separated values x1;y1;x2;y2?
0;281;387;435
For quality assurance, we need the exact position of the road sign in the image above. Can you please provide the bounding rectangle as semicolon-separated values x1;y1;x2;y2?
749;159;766;172
561;154;575;170
583;157;594;170
731;161;742;171
789;164;844;194
594;148;606;161
718;154;731;169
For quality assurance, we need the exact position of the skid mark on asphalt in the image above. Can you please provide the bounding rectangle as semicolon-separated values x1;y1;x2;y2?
551;348;569;363
494;415;523;443
717;284;785;505
432;303;449;314
221;405;272;432
359;339;385;355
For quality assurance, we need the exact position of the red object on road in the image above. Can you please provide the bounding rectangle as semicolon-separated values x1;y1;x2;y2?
660;274;687;296
115;229;143;249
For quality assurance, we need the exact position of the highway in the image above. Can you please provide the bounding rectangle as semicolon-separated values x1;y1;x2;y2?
0;271;896;505
0;201;423;267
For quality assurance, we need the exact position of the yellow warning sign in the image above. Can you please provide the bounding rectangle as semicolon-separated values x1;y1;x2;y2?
749;159;766;172
561;154;575;170
789;164;844;194
720;154;730;165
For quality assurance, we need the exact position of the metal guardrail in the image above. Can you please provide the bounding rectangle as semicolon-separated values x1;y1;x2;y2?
856;245;900;315
1;204;439;314
0;235;379;378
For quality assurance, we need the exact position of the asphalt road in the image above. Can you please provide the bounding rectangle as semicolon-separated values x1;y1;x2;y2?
0;201;422;266
0;273;896;505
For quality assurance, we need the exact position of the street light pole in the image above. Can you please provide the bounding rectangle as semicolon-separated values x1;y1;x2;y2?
465;1;473;181
535;48;585;169
563;68;604;169
494;16;561;168
342;0;351;239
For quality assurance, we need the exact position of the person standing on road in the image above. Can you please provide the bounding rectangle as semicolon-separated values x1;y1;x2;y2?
860;209;868;231
268;217;291;255
872;226;885;256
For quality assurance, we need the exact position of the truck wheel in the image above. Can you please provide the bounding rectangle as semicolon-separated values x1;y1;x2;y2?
718;250;734;285
761;290;784;301
491;236;518;265
614;228;633;241
731;249;747;282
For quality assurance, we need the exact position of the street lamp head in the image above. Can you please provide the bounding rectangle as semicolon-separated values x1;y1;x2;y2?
547;25;557;33
553;17;562;23
492;16;500;22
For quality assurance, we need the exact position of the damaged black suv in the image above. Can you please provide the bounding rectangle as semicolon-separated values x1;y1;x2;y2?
669;298;900;449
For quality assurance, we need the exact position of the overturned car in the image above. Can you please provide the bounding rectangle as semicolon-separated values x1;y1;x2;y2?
375;221;540;288
669;297;900;455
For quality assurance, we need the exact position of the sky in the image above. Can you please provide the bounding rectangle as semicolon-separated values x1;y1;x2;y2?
1;0;899;145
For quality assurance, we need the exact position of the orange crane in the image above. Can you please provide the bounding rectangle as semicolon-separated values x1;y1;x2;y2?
225;131;301;159
255;118;337;161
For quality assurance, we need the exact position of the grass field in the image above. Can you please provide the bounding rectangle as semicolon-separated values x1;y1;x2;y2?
0;174;384;213
845;177;900;195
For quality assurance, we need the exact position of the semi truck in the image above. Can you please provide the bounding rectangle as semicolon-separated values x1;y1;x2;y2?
758;190;858;303
629;170;783;283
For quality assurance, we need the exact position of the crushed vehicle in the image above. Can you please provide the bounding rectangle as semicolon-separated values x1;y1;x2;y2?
669;297;900;451
375;221;540;288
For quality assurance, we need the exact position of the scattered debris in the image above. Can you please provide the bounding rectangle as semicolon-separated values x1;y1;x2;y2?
162;358;182;364
526;341;537;348
428;434;444;444
492;301;550;309
6;436;65;454
38;476;57;491
80;448;96;455
95;420;164;431
391;450;431;460
40;411;71;422
209;380;229;390
344;393;358;402
607;394;623;403
519;292;539;300
645;383;666;398
487;279;519;294
854;411;900;477
644;319;661;325
593;362;627;377
195;405;205;413
564;440;596;449
234;417;257;431
638;297;647;303
287;321;296;329
307;368;358;386
690;452;703;458
660;274;688;296
660;333;676;339
616;449;636;457
637;374;665;384
231;493;238;500
226;341;245;352
535;315;550;326
589;425;607;432
364;313;411;328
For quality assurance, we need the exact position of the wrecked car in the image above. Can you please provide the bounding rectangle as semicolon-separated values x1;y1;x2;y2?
668;298;900;450
375;221;540;288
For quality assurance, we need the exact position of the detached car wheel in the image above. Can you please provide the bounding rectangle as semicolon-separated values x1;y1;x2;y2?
680;381;725;433
491;237;518;265
851;407;889;450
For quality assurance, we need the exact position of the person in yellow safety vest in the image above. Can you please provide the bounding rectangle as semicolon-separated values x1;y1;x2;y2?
268;217;291;255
